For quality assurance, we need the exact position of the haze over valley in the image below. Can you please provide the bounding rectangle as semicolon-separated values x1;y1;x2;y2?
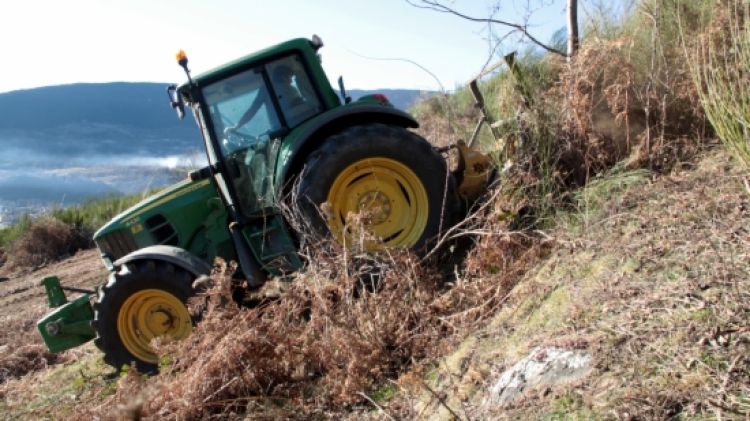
0;83;429;226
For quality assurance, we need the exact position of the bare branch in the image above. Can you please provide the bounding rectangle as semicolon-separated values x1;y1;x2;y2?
406;0;568;57
343;49;447;93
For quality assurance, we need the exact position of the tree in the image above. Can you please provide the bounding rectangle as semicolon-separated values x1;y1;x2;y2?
406;0;579;59
567;0;579;58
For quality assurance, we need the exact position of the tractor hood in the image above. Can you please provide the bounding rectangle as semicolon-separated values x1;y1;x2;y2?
93;177;219;264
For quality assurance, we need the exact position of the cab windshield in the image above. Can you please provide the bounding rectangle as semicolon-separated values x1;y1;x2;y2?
203;69;280;156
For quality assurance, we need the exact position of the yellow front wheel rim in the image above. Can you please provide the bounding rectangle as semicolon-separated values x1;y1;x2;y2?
326;157;429;248
117;289;192;364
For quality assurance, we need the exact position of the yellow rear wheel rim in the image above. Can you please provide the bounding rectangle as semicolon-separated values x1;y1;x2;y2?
326;157;429;248
117;289;192;364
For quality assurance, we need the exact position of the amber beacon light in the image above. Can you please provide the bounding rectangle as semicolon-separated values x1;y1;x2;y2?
176;49;188;66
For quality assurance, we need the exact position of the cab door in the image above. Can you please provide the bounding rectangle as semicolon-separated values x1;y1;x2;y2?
201;67;282;217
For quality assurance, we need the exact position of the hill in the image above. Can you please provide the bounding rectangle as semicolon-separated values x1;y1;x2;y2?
409;148;750;419
0;83;187;131
0;1;748;418
0;83;199;157
0;148;746;419
0;83;430;133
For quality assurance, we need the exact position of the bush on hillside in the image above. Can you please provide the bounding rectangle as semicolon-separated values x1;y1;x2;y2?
5;218;89;269
414;0;715;224
0;191;151;270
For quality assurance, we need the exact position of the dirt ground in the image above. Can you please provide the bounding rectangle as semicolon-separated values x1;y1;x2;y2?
0;249;109;418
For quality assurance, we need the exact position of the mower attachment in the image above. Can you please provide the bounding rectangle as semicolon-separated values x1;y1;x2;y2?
37;276;96;353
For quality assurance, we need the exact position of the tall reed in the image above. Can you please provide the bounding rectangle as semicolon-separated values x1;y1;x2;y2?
689;1;750;167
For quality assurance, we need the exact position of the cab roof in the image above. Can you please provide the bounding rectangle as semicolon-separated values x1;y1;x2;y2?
179;38;317;92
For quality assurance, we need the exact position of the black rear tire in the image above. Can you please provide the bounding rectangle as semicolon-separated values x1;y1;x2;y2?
297;123;459;254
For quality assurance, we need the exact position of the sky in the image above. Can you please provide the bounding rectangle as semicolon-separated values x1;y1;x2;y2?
0;0;575;94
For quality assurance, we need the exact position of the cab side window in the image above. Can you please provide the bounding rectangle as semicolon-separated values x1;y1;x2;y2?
267;55;322;128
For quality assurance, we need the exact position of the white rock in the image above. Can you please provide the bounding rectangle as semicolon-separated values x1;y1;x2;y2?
486;346;592;405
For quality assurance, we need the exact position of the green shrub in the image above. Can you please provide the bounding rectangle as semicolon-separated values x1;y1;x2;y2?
0;214;32;249
0;191;151;269
51;192;150;241
688;0;750;168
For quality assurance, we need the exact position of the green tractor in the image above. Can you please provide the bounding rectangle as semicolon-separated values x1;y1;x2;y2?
37;35;493;372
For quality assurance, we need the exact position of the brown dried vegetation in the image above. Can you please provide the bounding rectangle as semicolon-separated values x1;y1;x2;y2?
4;218;89;271
89;205;546;419
0;345;68;385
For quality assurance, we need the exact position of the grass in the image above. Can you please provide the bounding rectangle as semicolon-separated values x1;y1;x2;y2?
1;191;151;249
559;167;651;236
51;192;152;237
0;215;32;250
0;348;116;420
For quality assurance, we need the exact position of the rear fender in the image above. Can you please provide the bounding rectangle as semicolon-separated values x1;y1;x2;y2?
113;245;212;277
279;105;419;186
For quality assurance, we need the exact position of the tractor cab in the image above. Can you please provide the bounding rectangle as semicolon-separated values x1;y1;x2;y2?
168;37;347;282
199;53;325;215
172;37;336;220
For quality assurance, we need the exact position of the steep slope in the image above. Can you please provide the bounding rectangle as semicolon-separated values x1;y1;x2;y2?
0;249;108;420
410;148;749;420
2;148;745;420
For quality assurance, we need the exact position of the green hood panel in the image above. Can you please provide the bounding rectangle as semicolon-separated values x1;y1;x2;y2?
94;178;214;240
92;178;231;263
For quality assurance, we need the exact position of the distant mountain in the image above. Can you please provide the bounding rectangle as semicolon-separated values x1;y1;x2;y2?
0;83;187;130
0;84;433;159
0;83;431;133
0;83;200;158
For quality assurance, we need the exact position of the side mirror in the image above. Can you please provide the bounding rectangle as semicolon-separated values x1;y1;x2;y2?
167;84;185;120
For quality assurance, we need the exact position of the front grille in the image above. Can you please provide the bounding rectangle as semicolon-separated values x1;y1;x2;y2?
145;214;179;246
95;229;138;260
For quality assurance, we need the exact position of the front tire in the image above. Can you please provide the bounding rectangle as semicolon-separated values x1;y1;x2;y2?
93;260;195;373
297;124;458;253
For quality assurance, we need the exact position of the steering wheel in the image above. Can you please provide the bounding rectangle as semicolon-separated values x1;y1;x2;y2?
222;129;259;155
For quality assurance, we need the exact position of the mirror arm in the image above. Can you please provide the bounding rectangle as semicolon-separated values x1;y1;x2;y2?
337;76;351;104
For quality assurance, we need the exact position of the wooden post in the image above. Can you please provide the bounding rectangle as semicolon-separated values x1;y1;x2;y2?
567;0;579;59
